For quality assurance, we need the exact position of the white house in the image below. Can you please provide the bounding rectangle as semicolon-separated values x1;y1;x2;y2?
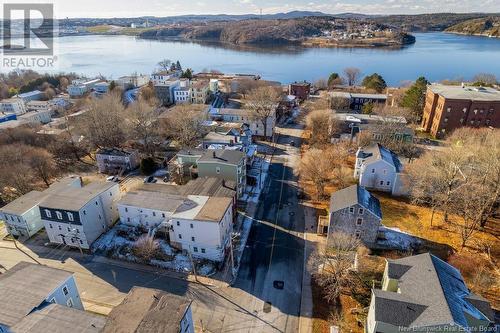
116;74;150;89
39;180;121;250
118;191;233;262
68;79;101;98
0;98;27;115
174;86;192;104
151;70;182;85
26;100;53;113
18;109;52;125
0;262;84;331
0;177;82;239
354;143;405;195
17;90;44;103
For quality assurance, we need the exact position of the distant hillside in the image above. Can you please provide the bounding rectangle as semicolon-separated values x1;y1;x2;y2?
445;16;500;37
372;13;500;32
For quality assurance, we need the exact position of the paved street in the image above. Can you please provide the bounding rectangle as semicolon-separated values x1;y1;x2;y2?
0;123;308;333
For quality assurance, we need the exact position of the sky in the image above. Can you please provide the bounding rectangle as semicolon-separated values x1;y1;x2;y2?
3;0;500;18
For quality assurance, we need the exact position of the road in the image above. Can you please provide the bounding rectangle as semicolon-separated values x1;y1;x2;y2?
0;123;307;333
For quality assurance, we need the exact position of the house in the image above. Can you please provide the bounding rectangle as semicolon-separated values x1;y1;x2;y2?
17;90;44;103
0;177;82;238
327;185;382;246
209;107;275;138
354;143;405;195
421;84;500;139
366;253;495;332
288;81;311;101
102;287;194;333
174;86;191;104
95;148;140;174
116;74;149;89
68;79;101;98
10;304;105;333
26;101;53;113
330;92;387;111
0;262;84;331
39;179;121;250
0;98;27;115
93;82;110;97
190;80;210;104
197;150;247;198
154;79;180;106
17;109;52;125
151;70;182;86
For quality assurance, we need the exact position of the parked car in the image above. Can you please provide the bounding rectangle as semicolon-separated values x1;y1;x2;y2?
143;176;157;183
106;176;119;182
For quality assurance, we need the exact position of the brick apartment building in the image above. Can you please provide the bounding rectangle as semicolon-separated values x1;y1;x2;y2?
288;81;311;101
421;84;500;138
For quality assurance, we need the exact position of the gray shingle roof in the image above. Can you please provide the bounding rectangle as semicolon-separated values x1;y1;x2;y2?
198;149;245;165
357;143;402;173
11;304;105;333
374;253;494;328
329;185;382;219
102;287;192;333
0;190;46;215
0;262;73;327
372;289;427;327
138;177;236;198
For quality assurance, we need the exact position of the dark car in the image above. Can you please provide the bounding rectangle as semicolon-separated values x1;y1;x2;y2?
273;280;284;289
143;176;157;183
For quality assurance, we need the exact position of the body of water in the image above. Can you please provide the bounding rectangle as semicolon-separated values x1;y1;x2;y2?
8;32;500;86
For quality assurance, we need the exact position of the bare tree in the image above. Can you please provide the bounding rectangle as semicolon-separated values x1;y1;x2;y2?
329;96;350;111
236;78;264;98
27;147;57;187
76;92;128;149
245;86;281;139
343;67;361;86
126;98;161;157
472;73;497;85
160;105;207;147
306;109;343;146
132;235;160;261
314;78;328;90
313;233;360;303
157;59;172;72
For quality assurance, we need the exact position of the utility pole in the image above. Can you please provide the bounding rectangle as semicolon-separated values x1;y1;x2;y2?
187;246;198;282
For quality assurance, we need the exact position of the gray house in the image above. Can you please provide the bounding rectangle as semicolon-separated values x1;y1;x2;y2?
366;253;495;332
327;185;382;247
197;150;247;198
0;262;84;331
95;148;139;174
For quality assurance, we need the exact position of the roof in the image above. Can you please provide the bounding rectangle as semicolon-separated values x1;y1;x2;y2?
194;196;232;222
11;304;105;333
102;287;191;333
17;90;42;98
356;143;402;173
429;84;500;102
215;108;252;116
39;181;117;211
329;185;382;219
96;148;137;157
118;191;186;212
374;253;494;328
138;177;236;198
0;262;73;327
330;92;387;100
203;132;236;144
198;149;245;165
0;190;47;215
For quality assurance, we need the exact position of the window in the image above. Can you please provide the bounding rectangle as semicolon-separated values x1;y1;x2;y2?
127;217;130;222
98;215;102;220
193;247;198;252
359;208;364;215
83;210;86;215
387;181;391;186
67;212;74;221
62;286;69;295
58;225;62;231
79;240;83;245
49;223;53;229
216;167;221;174
371;168;375;173
383;169;387;175
179;234;182;239
444;117;448;123
162;213;165;218
76;229;79;234
356;218;363;225
50;297;56;303
125;207;128;212
191;236;195;242
67;298;73;308
190;223;193;229
95;201;98;205
447;107;451;113
176;221;180;226
45;209;51;218
201;248;206;253
67;227;71;232
153;212;156;217
380;181;384;186
349;207;354;214
355;230;361;239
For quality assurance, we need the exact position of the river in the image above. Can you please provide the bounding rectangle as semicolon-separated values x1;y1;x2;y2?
9;32;500;86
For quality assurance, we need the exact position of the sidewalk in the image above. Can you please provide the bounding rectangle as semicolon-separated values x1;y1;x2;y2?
299;204;327;333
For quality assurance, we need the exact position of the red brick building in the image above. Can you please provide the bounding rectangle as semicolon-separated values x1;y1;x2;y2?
421;84;500;138
288;81;311;101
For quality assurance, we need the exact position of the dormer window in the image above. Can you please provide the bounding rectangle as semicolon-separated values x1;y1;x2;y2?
45;209;51;218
